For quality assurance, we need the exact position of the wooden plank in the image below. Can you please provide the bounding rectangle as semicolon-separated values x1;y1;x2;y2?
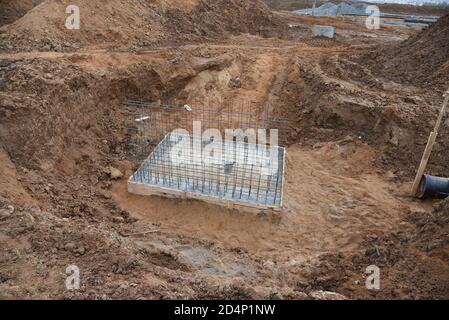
128;181;281;214
280;148;286;208
411;90;449;196
411;131;437;196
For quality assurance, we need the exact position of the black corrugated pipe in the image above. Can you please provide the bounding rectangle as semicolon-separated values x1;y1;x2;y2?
418;174;449;199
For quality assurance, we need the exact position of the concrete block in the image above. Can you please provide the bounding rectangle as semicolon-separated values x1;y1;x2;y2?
312;25;335;39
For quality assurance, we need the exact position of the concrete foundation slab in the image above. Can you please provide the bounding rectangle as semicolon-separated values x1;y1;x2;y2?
128;133;286;212
313;25;335;38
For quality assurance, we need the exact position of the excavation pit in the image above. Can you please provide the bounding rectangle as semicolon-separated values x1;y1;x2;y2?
128;132;286;212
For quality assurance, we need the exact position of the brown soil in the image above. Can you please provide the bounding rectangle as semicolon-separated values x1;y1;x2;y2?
366;13;449;90
0;0;448;300
0;0;287;52
0;0;45;27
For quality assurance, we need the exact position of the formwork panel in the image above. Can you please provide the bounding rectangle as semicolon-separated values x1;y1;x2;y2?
128;133;286;211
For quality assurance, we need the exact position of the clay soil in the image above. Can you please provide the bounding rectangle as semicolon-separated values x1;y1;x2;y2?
0;0;449;300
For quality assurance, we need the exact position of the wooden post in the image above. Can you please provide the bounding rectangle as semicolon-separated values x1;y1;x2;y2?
411;89;449;197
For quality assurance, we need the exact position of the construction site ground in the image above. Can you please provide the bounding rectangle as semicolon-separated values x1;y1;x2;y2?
1;0;449;299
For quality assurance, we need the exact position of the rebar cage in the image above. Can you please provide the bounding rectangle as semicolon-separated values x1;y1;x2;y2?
124;100;290;162
125;100;289;211
129;132;286;209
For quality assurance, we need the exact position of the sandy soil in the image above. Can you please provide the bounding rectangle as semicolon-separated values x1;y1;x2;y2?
113;142;432;263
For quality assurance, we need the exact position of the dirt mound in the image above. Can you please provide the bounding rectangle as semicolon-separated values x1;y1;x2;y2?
0;0;287;52
297;198;449;299
154;0;200;10
282;51;449;178
0;0;44;27
193;0;283;36
369;13;449;89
